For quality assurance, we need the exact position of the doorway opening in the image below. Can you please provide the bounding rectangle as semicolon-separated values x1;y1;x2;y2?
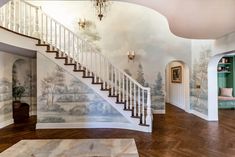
208;50;235;121
165;60;190;112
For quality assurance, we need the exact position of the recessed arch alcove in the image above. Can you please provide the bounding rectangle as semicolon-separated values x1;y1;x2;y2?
165;60;190;113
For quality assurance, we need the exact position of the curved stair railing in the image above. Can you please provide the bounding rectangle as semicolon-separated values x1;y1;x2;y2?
0;0;152;131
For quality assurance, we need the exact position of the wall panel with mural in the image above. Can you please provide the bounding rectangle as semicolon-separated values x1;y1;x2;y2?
37;53;129;124
0;51;36;126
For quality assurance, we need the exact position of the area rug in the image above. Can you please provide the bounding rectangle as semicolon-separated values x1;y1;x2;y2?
0;139;139;157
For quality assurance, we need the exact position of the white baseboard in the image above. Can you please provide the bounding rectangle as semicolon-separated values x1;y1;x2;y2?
0;119;14;129
191;109;208;120
152;110;165;114
36;122;152;133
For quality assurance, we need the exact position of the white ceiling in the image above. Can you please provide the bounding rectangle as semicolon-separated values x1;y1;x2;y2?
118;0;235;39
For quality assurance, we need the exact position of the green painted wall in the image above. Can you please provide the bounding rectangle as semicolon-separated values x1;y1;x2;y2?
217;56;234;96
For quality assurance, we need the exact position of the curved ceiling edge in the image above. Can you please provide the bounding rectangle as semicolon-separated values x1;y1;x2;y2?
117;0;235;39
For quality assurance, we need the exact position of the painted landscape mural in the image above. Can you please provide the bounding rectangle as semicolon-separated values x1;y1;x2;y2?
190;46;212;114
13;59;37;115
0;78;12;122
30;1;191;112
37;53;128;123
0;51;36;125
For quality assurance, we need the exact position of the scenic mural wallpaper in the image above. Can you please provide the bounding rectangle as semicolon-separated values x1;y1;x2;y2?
0;51;36;125
30;1;192;112
190;46;212;115
37;53;129;123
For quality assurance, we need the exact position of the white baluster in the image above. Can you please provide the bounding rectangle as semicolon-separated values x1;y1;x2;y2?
68;31;70;63
118;71;121;101
24;3;27;34
126;78;129;109
63;28;65;53
138;86;141;117
111;66;114;95
141;89;144;124
41;12;43;41
45;16;48;42
29;6;32;35
129;81;132;110
55;22;57;48
146;89;152;128
133;84;136;116
50;18;52;44
122;74;125;103
59;25;61;50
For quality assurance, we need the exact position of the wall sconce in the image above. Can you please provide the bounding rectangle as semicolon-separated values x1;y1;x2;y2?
78;18;87;29
127;51;135;62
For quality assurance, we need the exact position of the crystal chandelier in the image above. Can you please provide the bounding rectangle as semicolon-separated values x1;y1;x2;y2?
92;0;110;21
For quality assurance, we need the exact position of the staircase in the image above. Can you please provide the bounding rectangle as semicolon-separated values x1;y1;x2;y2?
0;0;152;132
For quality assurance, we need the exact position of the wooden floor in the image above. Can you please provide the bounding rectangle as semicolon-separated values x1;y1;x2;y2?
0;104;235;157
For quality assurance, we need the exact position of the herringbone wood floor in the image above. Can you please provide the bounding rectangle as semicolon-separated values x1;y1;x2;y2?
0;104;235;157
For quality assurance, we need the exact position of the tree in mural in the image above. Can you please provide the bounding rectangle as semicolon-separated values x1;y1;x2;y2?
41;65;66;107
191;46;212;113
124;69;132;77
153;72;164;96
12;63;19;88
136;63;145;86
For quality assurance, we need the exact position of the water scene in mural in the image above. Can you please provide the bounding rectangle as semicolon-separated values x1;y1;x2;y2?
37;54;128;123
0;78;12;121
190;47;212;115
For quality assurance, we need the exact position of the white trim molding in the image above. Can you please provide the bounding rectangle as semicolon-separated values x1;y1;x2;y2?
36;122;152;133
0;119;14;129
152;109;165;114
191;109;208;120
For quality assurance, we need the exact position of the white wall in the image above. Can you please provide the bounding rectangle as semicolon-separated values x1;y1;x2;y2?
166;61;190;112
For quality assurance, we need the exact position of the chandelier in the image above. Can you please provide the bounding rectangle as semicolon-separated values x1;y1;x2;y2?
92;0;110;21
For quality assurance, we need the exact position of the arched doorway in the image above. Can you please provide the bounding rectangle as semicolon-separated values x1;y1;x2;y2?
165;60;190;112
208;50;235;121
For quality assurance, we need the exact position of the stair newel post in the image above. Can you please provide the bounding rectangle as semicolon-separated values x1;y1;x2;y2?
138;86;141;117
125;78;129;109
133;84;136;116
146;88;152;129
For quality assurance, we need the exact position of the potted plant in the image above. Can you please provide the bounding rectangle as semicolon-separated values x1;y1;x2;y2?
12;86;25;108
